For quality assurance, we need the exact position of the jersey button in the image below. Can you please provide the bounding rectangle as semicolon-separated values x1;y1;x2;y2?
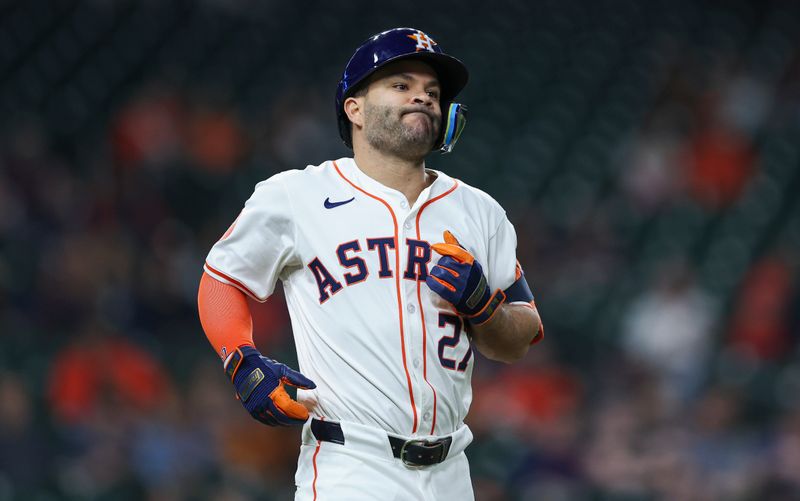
407;304;416;314
400;200;409;209
423;412;431;420
413;358;420;368
404;221;412;230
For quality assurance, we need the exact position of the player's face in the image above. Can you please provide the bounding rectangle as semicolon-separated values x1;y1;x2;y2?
361;60;442;160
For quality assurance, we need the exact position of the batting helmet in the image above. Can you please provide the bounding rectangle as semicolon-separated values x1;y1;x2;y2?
336;27;469;153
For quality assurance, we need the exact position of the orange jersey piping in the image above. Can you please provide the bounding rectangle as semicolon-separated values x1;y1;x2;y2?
204;261;264;302
332;160;419;434
312;440;321;500
415;178;459;435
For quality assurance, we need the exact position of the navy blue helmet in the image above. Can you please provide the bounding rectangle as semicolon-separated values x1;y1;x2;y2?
335;27;469;153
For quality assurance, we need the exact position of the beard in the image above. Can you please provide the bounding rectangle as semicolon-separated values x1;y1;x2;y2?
363;102;441;160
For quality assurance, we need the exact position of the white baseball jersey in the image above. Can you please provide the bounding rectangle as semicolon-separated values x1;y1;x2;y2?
204;157;519;437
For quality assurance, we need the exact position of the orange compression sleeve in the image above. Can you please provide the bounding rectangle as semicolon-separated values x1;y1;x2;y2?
198;271;255;360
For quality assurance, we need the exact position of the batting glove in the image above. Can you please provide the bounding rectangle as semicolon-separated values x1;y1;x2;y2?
224;345;316;426
427;231;506;325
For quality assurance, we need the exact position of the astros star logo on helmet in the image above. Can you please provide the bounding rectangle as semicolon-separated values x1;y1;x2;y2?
407;30;437;52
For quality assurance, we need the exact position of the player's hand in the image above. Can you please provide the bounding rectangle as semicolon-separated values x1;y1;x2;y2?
427;231;506;325
223;345;316;426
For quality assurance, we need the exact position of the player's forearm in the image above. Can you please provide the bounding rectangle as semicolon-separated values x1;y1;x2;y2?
469;303;540;363
197;271;255;360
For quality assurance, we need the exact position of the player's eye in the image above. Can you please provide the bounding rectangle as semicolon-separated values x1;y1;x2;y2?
393;83;408;90
427;90;440;98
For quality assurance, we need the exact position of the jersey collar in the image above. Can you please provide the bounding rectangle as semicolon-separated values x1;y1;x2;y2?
335;157;456;210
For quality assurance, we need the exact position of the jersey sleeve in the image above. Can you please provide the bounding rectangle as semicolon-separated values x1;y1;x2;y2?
204;174;299;302
486;215;544;343
485;215;519;293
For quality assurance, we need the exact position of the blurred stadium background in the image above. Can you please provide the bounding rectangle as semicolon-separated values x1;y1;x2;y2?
1;0;800;499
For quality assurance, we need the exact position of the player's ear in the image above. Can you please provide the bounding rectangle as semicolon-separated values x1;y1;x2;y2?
343;96;364;128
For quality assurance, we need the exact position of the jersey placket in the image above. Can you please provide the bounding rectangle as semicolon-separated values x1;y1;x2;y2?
335;160;437;436
397;195;436;436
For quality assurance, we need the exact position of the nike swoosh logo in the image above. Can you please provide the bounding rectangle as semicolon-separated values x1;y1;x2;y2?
324;197;355;209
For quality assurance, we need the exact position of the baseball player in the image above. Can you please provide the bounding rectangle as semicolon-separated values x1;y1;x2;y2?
198;27;543;500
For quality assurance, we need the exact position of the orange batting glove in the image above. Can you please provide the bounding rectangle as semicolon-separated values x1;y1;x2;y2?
427;231;506;325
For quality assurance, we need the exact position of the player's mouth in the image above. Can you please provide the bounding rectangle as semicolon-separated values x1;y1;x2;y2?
402;110;439;132
402;108;435;121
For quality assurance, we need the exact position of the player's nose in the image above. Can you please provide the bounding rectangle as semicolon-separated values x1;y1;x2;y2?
411;89;434;106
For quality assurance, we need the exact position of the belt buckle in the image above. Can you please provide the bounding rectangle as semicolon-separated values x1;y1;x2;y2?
400;439;441;468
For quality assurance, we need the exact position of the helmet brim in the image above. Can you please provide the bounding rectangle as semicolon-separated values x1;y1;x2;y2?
344;51;469;104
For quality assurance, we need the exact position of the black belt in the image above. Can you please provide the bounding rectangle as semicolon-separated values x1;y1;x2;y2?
310;418;452;467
